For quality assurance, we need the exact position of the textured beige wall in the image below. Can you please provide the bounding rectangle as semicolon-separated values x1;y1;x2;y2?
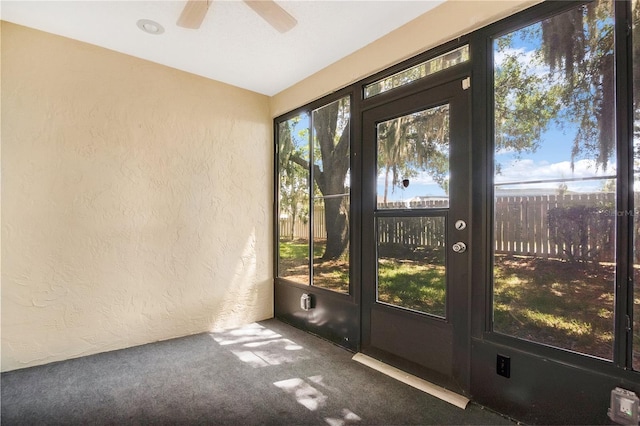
1;22;273;372
270;0;541;117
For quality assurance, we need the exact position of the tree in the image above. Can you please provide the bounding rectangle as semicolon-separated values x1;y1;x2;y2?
279;98;351;261
543;1;615;170
312;99;351;260
495;0;615;171
377;106;450;203
494;35;562;160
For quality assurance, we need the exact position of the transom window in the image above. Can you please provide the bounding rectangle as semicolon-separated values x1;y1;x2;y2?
364;45;469;99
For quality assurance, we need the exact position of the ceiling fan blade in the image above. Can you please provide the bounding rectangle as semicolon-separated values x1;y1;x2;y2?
244;0;297;33
177;0;210;29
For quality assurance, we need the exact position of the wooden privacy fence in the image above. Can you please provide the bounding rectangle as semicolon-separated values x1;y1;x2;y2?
280;205;327;240
279;200;448;241
280;193;640;262
377;216;446;248
495;193;616;262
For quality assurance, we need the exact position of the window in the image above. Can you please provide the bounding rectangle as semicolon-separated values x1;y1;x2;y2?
277;96;351;294
375;104;451;317
278;112;311;285
376;105;450;209
492;0;616;360
364;45;469;99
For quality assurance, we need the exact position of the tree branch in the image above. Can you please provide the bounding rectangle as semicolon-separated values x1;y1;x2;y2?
334;120;350;161
289;153;309;171
289;152;326;194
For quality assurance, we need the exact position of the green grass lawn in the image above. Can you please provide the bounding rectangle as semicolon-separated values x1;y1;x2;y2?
278;240;324;260
377;258;446;316
278;239;349;293
279;239;445;310
493;255;616;360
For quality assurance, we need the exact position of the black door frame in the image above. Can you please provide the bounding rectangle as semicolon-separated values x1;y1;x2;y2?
360;77;472;393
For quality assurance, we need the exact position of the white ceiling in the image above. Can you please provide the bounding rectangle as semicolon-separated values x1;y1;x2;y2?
1;0;445;96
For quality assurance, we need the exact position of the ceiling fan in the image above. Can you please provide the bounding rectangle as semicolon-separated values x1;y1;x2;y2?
177;0;297;33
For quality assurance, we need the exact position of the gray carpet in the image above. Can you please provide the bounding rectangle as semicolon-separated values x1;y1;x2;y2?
1;319;514;425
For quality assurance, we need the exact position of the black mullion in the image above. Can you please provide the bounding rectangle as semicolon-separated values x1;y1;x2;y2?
614;0;634;370
274;121;281;281
350;92;362;302
308;112;315;287
475;28;495;337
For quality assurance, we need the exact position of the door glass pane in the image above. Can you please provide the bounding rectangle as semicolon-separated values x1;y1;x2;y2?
278;113;310;285
312;97;350;293
376;104;450;209
633;0;640;370
364;45;469;98
377;216;446;317
492;0;616;360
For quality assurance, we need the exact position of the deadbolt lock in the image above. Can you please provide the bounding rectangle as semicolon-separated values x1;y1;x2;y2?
452;242;467;253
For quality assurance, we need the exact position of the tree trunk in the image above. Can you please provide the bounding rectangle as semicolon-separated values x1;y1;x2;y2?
290;205;297;240
322;196;348;260
313;104;350;261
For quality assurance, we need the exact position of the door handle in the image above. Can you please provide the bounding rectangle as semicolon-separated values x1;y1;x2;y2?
452;242;467;253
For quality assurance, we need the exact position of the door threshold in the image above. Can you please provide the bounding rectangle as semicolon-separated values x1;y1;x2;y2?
352;353;469;409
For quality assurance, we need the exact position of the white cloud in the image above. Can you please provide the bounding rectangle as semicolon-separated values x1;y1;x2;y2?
494;46;535;67
496;158;616;192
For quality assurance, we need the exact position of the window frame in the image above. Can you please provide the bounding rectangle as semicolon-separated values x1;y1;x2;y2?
472;0;638;373
274;88;356;297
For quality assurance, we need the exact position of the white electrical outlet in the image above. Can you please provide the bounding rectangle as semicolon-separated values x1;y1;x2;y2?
608;387;639;425
300;293;312;311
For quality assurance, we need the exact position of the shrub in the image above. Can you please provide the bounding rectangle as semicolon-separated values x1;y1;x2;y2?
547;205;613;263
